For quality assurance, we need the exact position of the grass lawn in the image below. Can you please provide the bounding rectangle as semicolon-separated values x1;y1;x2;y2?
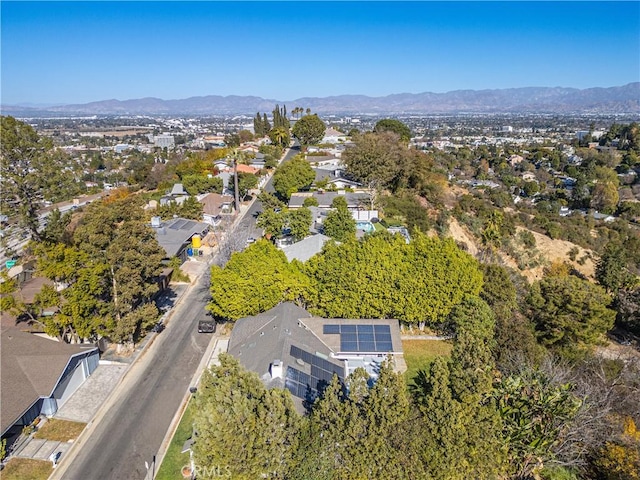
33;419;86;442
156;401;195;480
402;339;453;385
1;458;53;480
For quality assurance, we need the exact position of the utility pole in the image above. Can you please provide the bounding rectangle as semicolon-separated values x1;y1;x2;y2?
233;150;240;216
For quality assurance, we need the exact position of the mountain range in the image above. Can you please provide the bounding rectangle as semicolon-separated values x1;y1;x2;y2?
3;83;639;116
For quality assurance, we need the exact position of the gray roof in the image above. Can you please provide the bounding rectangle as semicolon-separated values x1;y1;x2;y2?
281;234;332;263
153;217;210;258
228;302;405;412
288;191;371;209
170;183;187;196
1;329;98;434
228;303;332;411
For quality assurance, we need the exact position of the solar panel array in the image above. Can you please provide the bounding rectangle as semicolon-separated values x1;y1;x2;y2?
169;219;197;230
322;324;393;353
285;346;344;400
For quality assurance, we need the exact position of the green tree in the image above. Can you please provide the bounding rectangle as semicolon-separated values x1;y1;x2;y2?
305;233;483;328
207;240;309;321
235;172;259;201
32;243;111;342
71;197;165;344
615;286;640;335
0;116;75;241
494;369;581;479
224;132;240;148
413;295;506;480
272;155;315;200
42;208;72;244
286;207;312;241
374;118;412;143
481;264;542;369
103;220;164;344
302;196;319;207
596;242;635;293
292;114;326;146
193;354;300;479
257;208;285;239
527;275;616;353
257;191;286;211
269;126;290;148
322;201;355;242
301;360;417;480
181;174;223;195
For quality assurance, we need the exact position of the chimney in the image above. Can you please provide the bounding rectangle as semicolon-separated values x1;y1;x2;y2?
270;360;283;379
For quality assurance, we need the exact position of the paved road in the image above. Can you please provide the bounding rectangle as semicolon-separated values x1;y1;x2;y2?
236;143;300;239
60;271;213;480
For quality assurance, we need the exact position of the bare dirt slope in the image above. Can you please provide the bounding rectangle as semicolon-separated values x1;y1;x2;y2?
445;219;597;283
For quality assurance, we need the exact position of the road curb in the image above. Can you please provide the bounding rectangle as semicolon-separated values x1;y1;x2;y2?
152;337;220;478
46;278;202;480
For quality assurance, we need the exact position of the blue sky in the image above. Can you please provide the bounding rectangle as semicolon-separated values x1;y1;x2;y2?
1;1;639;105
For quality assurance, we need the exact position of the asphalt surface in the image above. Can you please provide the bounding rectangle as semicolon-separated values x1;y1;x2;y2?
236;144;300;240
59;271;213;480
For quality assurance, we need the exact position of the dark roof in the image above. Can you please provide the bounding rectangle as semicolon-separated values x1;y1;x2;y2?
228;303;405;411
1;329;98;434
288;191;371;209
153;217;210;258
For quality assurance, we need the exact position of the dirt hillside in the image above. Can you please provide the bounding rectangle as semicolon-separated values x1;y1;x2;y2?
445;218;597;283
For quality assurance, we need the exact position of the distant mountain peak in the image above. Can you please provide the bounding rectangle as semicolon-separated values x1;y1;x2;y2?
2;83;638;116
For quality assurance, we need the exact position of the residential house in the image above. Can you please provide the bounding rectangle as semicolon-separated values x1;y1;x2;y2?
321;127;348;144
160;183;189;206
304;155;342;168
288;191;372;211
228;302;405;412
199;193;234;226
280;234;332;263
314;167;362;190
152;217;210;262
1;328;99;442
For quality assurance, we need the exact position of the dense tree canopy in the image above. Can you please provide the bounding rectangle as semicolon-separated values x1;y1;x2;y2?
305;232;483;327
31;196;165;344
181;174;223;195
413;296;506;480
374;118;412;143
207;240;309;321
193;354;300;479
272;155;315;200
0;116;82;241
295;360;414;479
292;114;326;146
526;274;616;353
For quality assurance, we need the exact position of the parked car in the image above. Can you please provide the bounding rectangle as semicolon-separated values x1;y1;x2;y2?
151;322;165;333
198;319;216;333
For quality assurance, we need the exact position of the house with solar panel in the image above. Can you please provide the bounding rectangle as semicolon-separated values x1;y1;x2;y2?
227;302;406;412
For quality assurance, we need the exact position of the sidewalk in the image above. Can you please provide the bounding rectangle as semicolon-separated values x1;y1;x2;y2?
150;337;229;479
8;276;200;469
